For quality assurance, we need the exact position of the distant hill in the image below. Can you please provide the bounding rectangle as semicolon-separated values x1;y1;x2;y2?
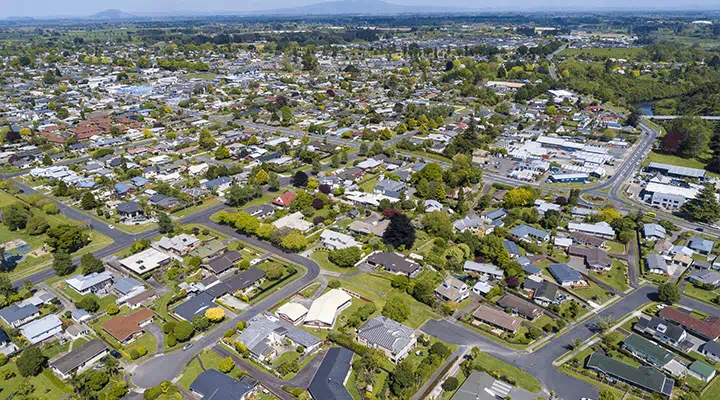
89;9;136;20
263;0;470;15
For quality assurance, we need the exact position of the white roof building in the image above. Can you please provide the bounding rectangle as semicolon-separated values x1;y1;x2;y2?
304;289;352;329
276;303;309;325
21;314;63;344
119;248;171;275
567;221;616;239
272;212;313;232
320;230;361;250
66;272;113;294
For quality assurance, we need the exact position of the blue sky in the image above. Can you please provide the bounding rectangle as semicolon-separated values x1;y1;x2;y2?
4;0;719;18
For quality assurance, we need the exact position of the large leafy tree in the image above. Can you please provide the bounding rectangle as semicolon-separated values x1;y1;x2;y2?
383;213;416;250
658;282;681;304
53;251;75;276
681;184;720;223
45;224;89;253
17;347;46;377
80;253;105;275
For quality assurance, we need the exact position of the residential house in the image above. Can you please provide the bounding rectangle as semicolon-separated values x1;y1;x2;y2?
101;308;155;344
304;289;352;329
463;261;503;280
688;361;716;383
189;369;257;400
357;316;416;363
568;246;611;272
548;263;587;287
435;275;469;303
20;314;63;344
50;339;108;380
633;316;689;349
365;252;422;278
497;294;542;321
623;334;676;368
272;192;296;208
276;303;309;325
646;254;669;275
119;247;171;275
586;352;673;397
567;221;615;240
688;270;720;288
509;224;549;242
66;271;113;295
320;230;361;250
204;251;242;276
471;305;521;333
308;347;354;400
244;204;275;219
643;224;667;241
532;281;559;307
701;340;720;362
689;237;715;255
272;212;313;232
570;232;606;248
156;234;201;256
237;314;321;362
373;180;405;199
116;201;143;221
659;307;720;340
0;303;40;327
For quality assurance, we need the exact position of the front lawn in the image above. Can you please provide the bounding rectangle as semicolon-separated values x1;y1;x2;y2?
310;251;359;274
473;350;542;393
590;261;629;293
0;364;72;400
573;281;611;304
683;283;719;304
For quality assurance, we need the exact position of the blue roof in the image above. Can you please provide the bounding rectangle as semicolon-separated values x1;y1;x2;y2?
0;304;39;324
548;263;583;284
202;176;232;190
523;264;542;275
130;177;148;186
75;181;97;188
114;183;132;194
510;224;549;240
689;237;714;253
503;240;520;256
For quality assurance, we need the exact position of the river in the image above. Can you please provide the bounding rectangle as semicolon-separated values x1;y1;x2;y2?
634;101;654;116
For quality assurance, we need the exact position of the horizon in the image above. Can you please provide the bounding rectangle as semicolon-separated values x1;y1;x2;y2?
4;0;720;19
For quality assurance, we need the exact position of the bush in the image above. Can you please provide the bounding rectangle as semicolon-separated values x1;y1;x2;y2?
328;247;363;268
219;356;235;373
236;321;247;331
167;333;177;347
163;321;177;334
0;353;8;367
129;349;140;360
143;386;163;400
137;346;148;357
106;304;119;315
16;347;46;377
442;377;459;391
328;279;341;289
174;321;194;342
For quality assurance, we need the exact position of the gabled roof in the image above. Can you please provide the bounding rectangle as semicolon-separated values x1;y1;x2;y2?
0;303;39;324
586;352;673;396
308;347;354;400
189;369;256;400
623;334;676;365
548;263;583;284
472;305;521;332
50;339;107;375
497;294;541;319
660;307;720;340
102;308;154;342
358;316;415;355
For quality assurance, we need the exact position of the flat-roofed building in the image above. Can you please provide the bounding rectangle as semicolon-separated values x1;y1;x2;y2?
119;248;171;275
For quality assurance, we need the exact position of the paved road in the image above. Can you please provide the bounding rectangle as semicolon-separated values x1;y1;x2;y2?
421;285;666;400
130;218;321;389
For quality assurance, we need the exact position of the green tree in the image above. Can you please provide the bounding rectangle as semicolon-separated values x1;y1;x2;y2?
423;211;454;240
383;213;416;249
598;390;617;400
26;215;49;235
219;357;235;373
280;231;308;252
382;299;410;322
81;192;98;210
52;251;75;276
80;253;105;275
198;128;216;150
215;144;230;160
16;347;46;377
158;212;173;234
3;203;30;231
442;376;459;391
681;184;720;223
658;282;681;304
328;247;363;268
173;321;194;342
45;224;89;253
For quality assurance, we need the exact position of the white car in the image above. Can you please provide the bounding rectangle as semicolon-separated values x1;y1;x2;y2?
108;225;115;230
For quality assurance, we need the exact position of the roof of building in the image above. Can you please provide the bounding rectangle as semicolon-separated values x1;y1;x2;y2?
634;316;686;342
238;314;321;358
277;303;309;322
689;360;715;380
206;251;242;275
173;292;217;321
358;316;415;355
569;231;606;247
119;247;170;274
102;308;154;342
643;223;667;238
497;294;542;319
568;246;611;268
689;237;715;253
660;307;720;339
189;369;256;400
586;352;673;396
463;261;503;276
367;252;420;275
113;277;142;296
225;267;265;292
533;281;559;302
509;224;549;240
50;339;107;375
645;254;668;272
305;289;352;326
472;305;521;332
20;314;62;340
66;271;113;292
623;334;676;365
548;263;583;284
157;234;200;253
647;162;706;178
0;303;39;324
308;347;354;400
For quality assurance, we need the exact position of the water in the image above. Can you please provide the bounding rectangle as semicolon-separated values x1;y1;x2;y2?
634;101;654;116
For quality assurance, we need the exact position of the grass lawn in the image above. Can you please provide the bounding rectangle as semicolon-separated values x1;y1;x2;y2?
346;368;363;400
125;332;158;359
573;281;611;304
702;375;720;400
273;350;301;368
0;364;72;400
683;284;719;305
590;261;629;292
152;292;175;323
310;251;359;274
359;177;380;192
605;241;626;254
474;350;542;393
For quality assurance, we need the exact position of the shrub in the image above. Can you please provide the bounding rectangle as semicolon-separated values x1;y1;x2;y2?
163;321;177;334
167;333;177;347
143;386;163;400
328;279;341;289
106;304;119;315
219;357;235;373
137;346;148;357
442;377;459;391
0;353;8;367
129;349;140;360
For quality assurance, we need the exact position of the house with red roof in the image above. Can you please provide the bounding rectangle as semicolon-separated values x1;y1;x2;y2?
660;307;720;340
272;192;296;208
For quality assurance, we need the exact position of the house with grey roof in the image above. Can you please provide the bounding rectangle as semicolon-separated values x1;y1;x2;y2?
308;347;354;400
373;179;405;199
548;263;586;287
435;275;469;303
509;224;549;243
623;334;676;368
633;316;689;349
0;303;40;327
50;339;108;380
643;224;667;241
645;254;669;275
190;369;257;400
357;316;416;363
532;281;559;307
463;261;503;280
689;237;715;255
365;252;422;278
688;270;720;288
236;314;321;363
701;340;720;362
66;271;113;296
20;314;63;344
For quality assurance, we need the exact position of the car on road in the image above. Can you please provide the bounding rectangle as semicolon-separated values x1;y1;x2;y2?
183;343;193;351
108;225;114;229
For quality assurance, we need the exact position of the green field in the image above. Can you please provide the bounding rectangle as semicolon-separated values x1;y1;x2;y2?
0;365;71;400
474;351;542;393
559;47;645;59
310;251;359;274
590;261;630;293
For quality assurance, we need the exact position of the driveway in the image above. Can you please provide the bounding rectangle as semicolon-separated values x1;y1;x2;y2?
144;322;165;353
